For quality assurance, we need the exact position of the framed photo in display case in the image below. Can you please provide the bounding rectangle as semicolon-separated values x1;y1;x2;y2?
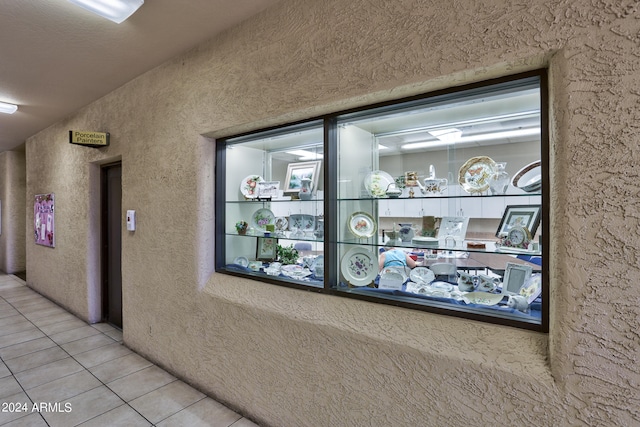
496;205;541;237
501;263;533;294
256;237;277;261
284;161;321;195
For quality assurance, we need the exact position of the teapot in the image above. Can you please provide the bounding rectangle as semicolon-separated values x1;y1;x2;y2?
422;164;447;194
457;271;476;292
385;183;402;198
384;230;402;246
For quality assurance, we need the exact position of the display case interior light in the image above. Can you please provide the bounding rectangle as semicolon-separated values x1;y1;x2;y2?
286;149;323;160
0;102;18;114
67;0;144;24
401;127;540;150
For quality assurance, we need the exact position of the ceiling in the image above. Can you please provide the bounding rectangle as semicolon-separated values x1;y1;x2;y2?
0;0;283;153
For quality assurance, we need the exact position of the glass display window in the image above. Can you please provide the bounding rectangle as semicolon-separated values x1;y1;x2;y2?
216;70;548;331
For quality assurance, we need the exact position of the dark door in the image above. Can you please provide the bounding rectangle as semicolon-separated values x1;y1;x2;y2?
102;163;122;328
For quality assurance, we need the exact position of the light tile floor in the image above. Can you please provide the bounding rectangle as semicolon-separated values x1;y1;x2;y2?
0;273;258;427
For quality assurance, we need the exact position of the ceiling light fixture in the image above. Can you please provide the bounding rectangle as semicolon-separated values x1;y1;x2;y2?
286;150;323;160
68;0;144;24
0;101;18;114
401;128;540;150
428;128;462;143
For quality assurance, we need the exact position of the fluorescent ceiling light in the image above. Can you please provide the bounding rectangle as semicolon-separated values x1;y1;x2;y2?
286;150;323;160
68;0;144;23
428;128;462;143
402;128;540;150
378;144;388;150
0;101;18;114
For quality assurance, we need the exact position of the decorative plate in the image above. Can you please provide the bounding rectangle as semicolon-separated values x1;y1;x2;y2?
381;266;408;281
233;256;249;267
251;208;275;232
409;267;435;285
240;175;264;199
363;170;395;198
512;160;541;193
289;214;315;231
274;216;289;231
340;247;377;287
462;292;504;306
281;264;312;279
430;281;454;292
458;156;497;193
348;212;377;238
378;270;405;290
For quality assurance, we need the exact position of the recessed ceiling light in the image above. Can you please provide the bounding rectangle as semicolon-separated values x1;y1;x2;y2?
68;0;144;24
0;101;18;114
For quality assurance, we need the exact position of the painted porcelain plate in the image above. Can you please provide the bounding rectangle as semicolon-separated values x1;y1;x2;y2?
381;266;408;281
251;208;275;232
363;170;395;198
341;247;377;287
462;292;504;306
233;256;249;267
289;214;315;231
458;156;497;194
274;216;289;231
409;267;435;285
240;175;264;199
348;212;377;238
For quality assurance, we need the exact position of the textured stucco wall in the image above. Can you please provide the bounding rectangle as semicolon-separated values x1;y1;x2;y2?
0;151;26;274
25;0;640;426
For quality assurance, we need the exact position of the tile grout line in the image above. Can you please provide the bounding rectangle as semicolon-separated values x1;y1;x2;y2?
0;286;186;426
1;282;246;427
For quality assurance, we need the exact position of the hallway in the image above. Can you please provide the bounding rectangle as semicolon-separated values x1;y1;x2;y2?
0;273;257;427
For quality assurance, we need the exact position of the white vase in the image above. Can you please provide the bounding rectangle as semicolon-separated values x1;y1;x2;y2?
489;162;510;195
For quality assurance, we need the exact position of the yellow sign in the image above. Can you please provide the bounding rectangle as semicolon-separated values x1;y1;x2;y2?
69;131;110;147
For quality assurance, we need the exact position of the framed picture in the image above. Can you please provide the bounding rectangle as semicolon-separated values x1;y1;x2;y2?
284;161;321;195
256;237;277;261
34;193;55;248
257;181;280;199
437;216;469;239
496;205;541;237
501;262;533;295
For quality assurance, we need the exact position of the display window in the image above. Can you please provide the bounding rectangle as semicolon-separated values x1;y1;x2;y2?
216;70;548;331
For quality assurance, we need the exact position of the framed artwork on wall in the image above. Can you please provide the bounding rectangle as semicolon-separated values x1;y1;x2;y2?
256;237;277;261
283;161;321;195
496;205;541;237
34;193;55;248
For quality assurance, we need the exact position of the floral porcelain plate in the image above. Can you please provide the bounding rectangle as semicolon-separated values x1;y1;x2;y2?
458;156;497;194
363;170;395;198
341;246;377;287
251;208;275;231
274;216;289;231
348;212;377;238
462;291;504;306
409;267;435;285
240;175;264;199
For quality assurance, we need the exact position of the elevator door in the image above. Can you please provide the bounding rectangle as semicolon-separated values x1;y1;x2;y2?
102;163;122;328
